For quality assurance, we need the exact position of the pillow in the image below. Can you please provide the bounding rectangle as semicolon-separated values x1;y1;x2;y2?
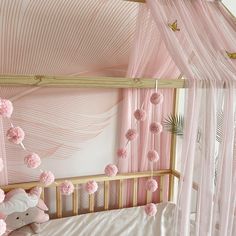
0;187;49;235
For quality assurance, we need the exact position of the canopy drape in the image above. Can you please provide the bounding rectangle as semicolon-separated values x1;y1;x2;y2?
119;0;236;235
146;0;236;235
118;6;180;205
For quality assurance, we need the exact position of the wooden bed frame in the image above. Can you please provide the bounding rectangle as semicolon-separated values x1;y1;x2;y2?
0;74;198;220
1;169;183;218
1;168;198;219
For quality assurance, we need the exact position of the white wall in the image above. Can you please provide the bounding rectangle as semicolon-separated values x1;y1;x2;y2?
223;0;236;16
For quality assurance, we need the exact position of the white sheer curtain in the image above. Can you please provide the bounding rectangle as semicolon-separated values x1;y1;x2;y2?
145;0;236;235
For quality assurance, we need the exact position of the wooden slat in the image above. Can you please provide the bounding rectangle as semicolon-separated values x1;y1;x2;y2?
160;177;163;202
132;178;138;207
168;87;179;201
146;191;152;204
104;181;109;210
56;187;62;218
72;186;79;215
1;170;171;192
118;180;123;209
40;187;45;201
0;75;185;88
89;194;95;213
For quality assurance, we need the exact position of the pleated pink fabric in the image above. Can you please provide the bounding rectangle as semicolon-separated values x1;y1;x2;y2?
118;5;180;206
0;0;138;185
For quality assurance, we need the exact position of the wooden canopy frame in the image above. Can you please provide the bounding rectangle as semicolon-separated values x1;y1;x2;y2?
0;74;182;204
0;75;185;89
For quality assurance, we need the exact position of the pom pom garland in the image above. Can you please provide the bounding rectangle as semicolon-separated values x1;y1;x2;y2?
0;219;6;236
59;180;75;195
85;180;98;194
117;148;127;159
147;150;159;162
134;109;146;121
149;122;163;134
150;92;164;105
6;126;25;144
0;159;3;172
104;164;118;177
125;129;138;141
0;98;13;118
145;203;157;216
39;171;55;186
0;189;5;203
0;97;56;189
24;153;41;169
146;179;158;192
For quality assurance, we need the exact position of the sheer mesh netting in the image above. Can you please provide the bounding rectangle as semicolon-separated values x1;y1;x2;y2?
119;0;236;235
143;0;236;235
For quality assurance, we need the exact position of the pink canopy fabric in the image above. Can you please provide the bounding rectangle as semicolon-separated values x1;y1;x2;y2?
141;0;235;235
118;6;180;205
118;0;236;235
0;0;138;185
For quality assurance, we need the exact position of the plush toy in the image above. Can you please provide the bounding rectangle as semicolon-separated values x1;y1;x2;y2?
0;187;49;236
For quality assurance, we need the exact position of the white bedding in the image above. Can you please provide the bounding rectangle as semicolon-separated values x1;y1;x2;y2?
37;202;176;236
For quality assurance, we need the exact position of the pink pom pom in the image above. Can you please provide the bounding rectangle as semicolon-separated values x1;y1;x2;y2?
0;219;6;235
59;180;74;196
117;148;127;159
150;92;164;105
0;98;13;118
145;203;157;216
39;171;55;186
149;122;163;134
146;179;158;192
85;180;98;194
6;126;25;144
0;159;3;172
134;109;146;121
147;150;159;162
104;164;118;177
125;129;138;141
0;189;5;203
24;153;41;169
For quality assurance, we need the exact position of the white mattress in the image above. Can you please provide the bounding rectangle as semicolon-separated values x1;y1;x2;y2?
37;202;176;236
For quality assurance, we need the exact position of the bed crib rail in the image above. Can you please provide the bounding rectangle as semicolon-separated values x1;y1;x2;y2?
1;170;173;218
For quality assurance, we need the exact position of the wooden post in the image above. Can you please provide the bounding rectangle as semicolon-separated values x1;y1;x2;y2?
56;187;62;218
104;181;109;210
168;87;179;201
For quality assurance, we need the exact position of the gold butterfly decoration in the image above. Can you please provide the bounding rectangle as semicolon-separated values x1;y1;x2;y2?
168;20;180;32
226;51;236;59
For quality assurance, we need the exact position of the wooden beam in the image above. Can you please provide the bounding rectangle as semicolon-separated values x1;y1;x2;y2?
0;170;171;192
168;87;179;201
0;75;185;89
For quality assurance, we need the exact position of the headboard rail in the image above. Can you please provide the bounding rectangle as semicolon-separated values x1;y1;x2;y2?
1;169;171;218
